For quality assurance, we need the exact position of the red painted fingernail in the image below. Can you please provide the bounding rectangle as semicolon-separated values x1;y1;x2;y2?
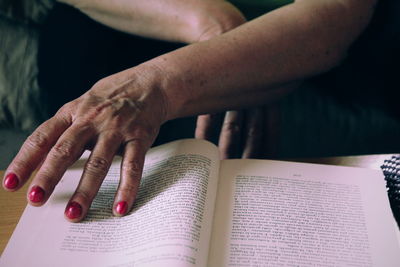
65;201;82;219
28;186;45;203
4;173;19;189
115;201;128;215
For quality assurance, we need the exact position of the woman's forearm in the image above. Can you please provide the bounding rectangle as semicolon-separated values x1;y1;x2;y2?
4;0;379;222
57;0;245;43
141;0;377;119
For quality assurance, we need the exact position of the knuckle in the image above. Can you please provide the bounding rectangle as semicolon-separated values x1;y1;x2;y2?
103;131;123;143
122;161;142;179
138;124;158;139
34;172;55;189
222;121;241;134
85;156;109;176
12;159;35;173
75;189;92;203
54;110;72;124
57;102;72;115
27;131;49;149
119;184;138;195
73;116;94;129
92;77;109;89
51;140;75;160
247;127;262;138
126;132;151;148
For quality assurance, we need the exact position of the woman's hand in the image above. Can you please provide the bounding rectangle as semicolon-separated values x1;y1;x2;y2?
3;0;377;222
195;105;281;159
2;65;168;222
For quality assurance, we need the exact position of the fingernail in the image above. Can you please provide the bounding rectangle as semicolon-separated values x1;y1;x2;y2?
28;186;45;203
115;201;128;215
65;201;82;219
4;173;19;189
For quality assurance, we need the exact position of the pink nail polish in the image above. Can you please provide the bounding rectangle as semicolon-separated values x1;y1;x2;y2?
28;186;45;203
65;201;82;219
4;173;19;189
116;201;128;215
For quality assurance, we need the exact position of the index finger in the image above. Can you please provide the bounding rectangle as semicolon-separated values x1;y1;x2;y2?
3;113;71;191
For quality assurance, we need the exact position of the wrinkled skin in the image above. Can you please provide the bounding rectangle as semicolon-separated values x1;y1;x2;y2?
4;66;167;222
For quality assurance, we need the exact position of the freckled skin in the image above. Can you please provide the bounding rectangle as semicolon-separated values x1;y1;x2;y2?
4;0;377;222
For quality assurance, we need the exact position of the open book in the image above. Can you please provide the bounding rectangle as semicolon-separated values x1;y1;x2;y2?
1;139;399;266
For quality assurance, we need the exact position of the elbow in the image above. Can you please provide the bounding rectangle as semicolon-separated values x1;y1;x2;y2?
324;44;349;72
327;49;347;71
329;0;378;69
189;1;247;42
298;0;378;73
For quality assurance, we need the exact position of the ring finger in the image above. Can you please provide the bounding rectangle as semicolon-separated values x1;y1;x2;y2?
113;139;148;216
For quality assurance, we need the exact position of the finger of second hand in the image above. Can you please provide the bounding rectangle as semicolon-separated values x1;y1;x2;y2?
242;108;264;159
219;111;243;159
113;140;147;217
65;133;121;222
195;114;223;144
27;124;93;206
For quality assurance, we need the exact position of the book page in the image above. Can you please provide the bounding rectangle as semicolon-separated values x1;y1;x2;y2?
208;159;400;266
0;139;220;267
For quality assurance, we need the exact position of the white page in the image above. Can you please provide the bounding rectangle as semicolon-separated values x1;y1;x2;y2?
208;159;400;266
0;139;220;267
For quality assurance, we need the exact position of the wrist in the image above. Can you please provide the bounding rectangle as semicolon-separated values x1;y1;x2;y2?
139;57;192;122
129;62;177;123
91;63;172;126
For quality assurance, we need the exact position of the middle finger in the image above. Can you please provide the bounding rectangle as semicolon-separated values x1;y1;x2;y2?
64;132;121;222
218;110;243;159
242;108;264;158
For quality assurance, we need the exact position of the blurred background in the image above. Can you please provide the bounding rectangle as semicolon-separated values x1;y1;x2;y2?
1;0;400;169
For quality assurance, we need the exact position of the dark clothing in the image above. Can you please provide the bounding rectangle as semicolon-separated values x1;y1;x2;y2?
1;1;400;157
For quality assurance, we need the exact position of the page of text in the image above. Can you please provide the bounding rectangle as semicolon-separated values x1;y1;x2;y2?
1;139;220;267
208;159;400;267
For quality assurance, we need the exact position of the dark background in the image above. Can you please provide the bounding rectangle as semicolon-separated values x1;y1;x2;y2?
1;0;400;168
